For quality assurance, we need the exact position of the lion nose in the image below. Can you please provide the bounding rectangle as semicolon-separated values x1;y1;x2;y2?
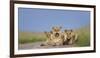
55;33;59;37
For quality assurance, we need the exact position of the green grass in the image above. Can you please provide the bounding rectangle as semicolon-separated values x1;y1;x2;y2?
75;26;90;47
18;32;46;44
19;25;90;47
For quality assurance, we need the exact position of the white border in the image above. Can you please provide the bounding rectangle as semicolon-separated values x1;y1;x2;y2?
14;4;94;54
16;0;96;5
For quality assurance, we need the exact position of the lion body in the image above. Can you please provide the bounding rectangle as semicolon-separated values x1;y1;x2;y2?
63;30;78;45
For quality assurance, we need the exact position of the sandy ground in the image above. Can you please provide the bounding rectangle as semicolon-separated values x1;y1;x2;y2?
19;41;76;50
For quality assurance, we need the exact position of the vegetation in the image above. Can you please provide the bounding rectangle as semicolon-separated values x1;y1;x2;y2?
75;26;90;47
18;32;46;44
19;25;90;47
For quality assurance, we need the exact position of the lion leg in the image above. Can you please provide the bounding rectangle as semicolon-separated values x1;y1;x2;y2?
68;39;73;45
74;34;78;42
40;40;51;46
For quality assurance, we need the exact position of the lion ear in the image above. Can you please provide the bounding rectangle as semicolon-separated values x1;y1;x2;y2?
44;31;47;34
70;29;73;32
52;27;54;29
50;31;53;34
64;29;67;32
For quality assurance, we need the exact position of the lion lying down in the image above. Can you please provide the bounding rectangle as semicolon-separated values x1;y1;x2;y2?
41;26;78;46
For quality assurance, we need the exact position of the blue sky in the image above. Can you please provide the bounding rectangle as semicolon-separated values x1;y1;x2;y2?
18;8;90;32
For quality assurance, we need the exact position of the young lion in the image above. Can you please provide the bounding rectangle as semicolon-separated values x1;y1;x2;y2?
41;26;64;46
41;31;53;46
63;29;78;45
50;26;64;46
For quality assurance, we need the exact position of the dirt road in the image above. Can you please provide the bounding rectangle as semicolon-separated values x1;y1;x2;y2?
19;41;76;50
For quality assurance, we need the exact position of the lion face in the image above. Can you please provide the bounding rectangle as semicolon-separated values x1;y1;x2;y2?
64;29;73;39
52;26;62;37
64;29;78;44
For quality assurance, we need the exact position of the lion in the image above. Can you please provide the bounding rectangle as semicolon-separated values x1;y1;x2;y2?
50;26;64;46
41;26;64;46
40;31;53;46
63;29;78;45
